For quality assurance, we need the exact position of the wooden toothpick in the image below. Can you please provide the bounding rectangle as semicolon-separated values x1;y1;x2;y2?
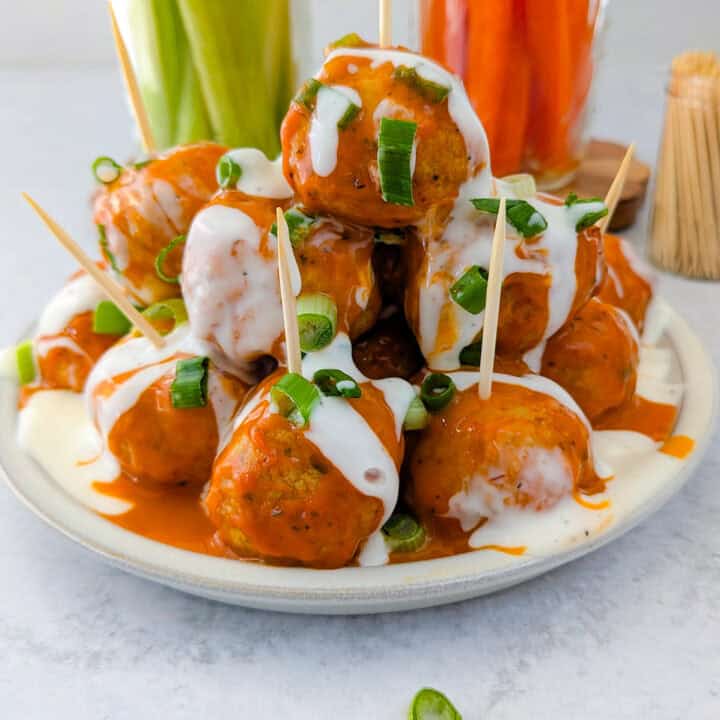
379;0;392;48
108;1;156;154
276;208;302;374
22;193;165;349
478;198;506;401
598;142;635;233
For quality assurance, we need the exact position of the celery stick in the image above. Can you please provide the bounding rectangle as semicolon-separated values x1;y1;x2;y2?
176;0;291;156
174;50;212;145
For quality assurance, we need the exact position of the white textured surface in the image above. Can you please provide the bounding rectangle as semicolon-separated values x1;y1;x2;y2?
1;2;720;718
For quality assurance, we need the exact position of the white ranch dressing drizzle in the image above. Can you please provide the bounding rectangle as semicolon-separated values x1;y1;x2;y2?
182;204;284;376
152;178;185;231
309;85;362;177
35;273;105;338
223;148;293;199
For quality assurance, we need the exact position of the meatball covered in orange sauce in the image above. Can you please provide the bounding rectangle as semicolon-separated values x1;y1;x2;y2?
282;40;489;228
541;297;639;422
93;142;226;304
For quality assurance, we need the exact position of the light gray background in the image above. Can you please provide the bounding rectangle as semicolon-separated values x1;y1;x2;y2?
1;2;719;718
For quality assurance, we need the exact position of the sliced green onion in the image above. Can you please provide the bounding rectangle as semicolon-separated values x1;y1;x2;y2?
420;373;456;411
393;65;451;103
143;298;188;335
449;265;488;315
313;369;361;398
565;192;609;231
378;117;417;207
271;372;320;426
98;224;120;273
133;158;153;171
270;207;316;246
470;198;548;238
92;301;132;336
403;396;429;430
171;356;209;409
500;172;537;199
92;156;122;184
328;32;365;50
382;513;426;552
155;234;186;284
294;78;323;111
374;230;406;245
459;340;482;367
15;340;35;386
337;101;360;130
216;154;242;189
409;688;462;720
297;293;337;352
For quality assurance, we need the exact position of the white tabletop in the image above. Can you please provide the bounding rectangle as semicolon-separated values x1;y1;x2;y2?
1;10;720;717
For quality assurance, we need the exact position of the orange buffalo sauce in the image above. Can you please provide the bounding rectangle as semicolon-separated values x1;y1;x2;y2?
660;435;695;459
594;395;678;443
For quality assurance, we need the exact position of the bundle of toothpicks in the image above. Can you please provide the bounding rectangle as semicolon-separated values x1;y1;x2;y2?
650;51;720;279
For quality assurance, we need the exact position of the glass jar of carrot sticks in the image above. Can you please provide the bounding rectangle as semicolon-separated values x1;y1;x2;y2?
420;0;608;188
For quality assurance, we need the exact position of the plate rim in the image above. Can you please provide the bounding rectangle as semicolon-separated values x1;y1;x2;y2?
1;298;717;612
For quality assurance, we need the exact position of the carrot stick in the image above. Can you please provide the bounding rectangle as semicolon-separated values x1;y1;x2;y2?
567;0;596;138
420;0;447;63
491;0;530;177
465;0;514;159
524;0;574;175
442;0;468;76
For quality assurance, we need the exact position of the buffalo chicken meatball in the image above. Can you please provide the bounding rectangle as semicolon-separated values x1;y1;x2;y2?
541;297;639;422
93;142;226;304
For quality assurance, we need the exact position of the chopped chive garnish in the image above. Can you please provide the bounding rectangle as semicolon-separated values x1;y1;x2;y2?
470;198;548;238
409;688;462;720
564;192;609;231
382;513;426;552
143;298;188;335
297;293;338;352
403;396;429;430
394;65;451;103
170;357;209;409
449;265;489;315
378;117;417;207
271;372;320;426
92;300;131;336
420;373;456;411
294;78;324;111
15;340;35;386
97;224;121;273
133;158;152;170
154;234;186;284
92;156;122;184
313;369;361;398
337;101;361;130
216;154;243;189
459;340;482;367
328;32;365;49
270;207;316;246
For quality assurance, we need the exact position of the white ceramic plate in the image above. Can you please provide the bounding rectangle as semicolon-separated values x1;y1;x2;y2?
0;299;716;614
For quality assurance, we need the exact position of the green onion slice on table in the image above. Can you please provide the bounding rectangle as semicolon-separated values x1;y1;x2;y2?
403;396;429;430
409;688;463;720
297;294;337;352
564;192;608;231
92;156;122;184
170;356;209;409
216;154;243;189
470;198;548;238
92;301;132;336
155;235;186;284
97;225;121;273
420;373;456;411
143;298;188;335
313;369;361;399
271;372;320;426
393;65;450;103
378;117;417;207
15;340;36;386
449;265;489;314
270;207;316;246
382;513;426;552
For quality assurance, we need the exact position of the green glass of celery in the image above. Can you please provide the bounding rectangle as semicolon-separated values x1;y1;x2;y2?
118;0;294;156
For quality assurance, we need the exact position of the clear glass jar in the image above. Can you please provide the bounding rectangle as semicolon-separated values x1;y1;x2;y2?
418;0;609;188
